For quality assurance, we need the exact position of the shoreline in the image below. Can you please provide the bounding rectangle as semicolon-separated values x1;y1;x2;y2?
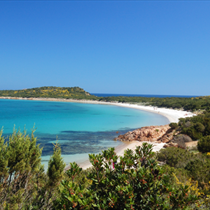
0;96;196;170
0;96;195;123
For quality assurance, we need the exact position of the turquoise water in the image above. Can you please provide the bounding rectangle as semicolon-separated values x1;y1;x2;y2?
0;99;169;167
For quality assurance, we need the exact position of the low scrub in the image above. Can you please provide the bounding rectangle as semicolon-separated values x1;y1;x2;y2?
198;135;210;153
157;147;210;185
56;143;198;209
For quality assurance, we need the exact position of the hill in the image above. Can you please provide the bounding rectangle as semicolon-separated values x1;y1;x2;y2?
0;86;97;100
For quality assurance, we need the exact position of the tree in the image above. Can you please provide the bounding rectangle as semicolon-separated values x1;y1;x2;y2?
0;129;65;210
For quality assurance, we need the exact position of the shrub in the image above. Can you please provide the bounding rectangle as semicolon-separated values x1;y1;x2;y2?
158;147;210;188
182;126;203;140
157;147;194;168
57;143;198;209
0;129;65;210
198;135;210;153
185;158;210;184
194;122;205;132
169;122;178;129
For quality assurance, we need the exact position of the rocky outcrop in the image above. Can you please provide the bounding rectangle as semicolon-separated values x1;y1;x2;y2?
114;124;194;149
114;125;172;142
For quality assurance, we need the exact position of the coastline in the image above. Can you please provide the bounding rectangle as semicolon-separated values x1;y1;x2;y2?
0;96;195;123
0;96;196;170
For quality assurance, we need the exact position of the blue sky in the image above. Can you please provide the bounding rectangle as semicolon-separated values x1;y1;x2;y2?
0;1;209;95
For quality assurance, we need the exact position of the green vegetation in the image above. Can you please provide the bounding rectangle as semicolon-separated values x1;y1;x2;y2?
198;136;210;153
0;130;202;209
169;111;210;153
157;147;210;184
0;86;97;100
55;144;199;210
0;130;65;210
100;95;210;111
157;147;210;209
1;86;210;112
178;111;210;140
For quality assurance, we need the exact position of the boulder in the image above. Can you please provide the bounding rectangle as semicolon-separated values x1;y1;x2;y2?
173;134;192;143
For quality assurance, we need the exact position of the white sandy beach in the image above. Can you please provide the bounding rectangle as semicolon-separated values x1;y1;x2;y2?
110;103;195;123
0;97;195;170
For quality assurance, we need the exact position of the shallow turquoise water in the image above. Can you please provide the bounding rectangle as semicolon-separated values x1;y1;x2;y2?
0;99;169;167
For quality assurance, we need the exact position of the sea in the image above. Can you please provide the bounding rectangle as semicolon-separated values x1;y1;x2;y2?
0;96;172;169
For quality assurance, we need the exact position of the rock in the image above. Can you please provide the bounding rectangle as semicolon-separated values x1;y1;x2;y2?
162;138;170;143
173;134;192;143
170;134;193;149
114;125;171;142
163;142;179;148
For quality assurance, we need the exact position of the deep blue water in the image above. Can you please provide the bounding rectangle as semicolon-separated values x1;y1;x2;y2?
92;93;198;98
0;99;169;167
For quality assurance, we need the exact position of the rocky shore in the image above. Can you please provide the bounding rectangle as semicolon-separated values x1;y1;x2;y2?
114;124;196;149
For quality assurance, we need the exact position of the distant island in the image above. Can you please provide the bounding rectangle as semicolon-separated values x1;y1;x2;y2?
0;86;210;112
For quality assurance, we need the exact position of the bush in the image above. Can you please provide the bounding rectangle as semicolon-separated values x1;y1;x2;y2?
198;135;210;153
185;158;210;184
169;122;178;129
194;122;205;132
182;126;203;140
157;147;210;187
57;143;198;209
157;147;194;168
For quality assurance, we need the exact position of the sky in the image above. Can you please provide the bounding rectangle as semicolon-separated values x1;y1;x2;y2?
0;0;209;96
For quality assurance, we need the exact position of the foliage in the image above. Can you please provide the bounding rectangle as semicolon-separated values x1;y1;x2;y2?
169;122;178;129
157;147;210;185
176;111;210;140
57;143;197;209
173;174;210;209
157;147;194;168
158;147;210;209
198;135;210;153
0;129;65;210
